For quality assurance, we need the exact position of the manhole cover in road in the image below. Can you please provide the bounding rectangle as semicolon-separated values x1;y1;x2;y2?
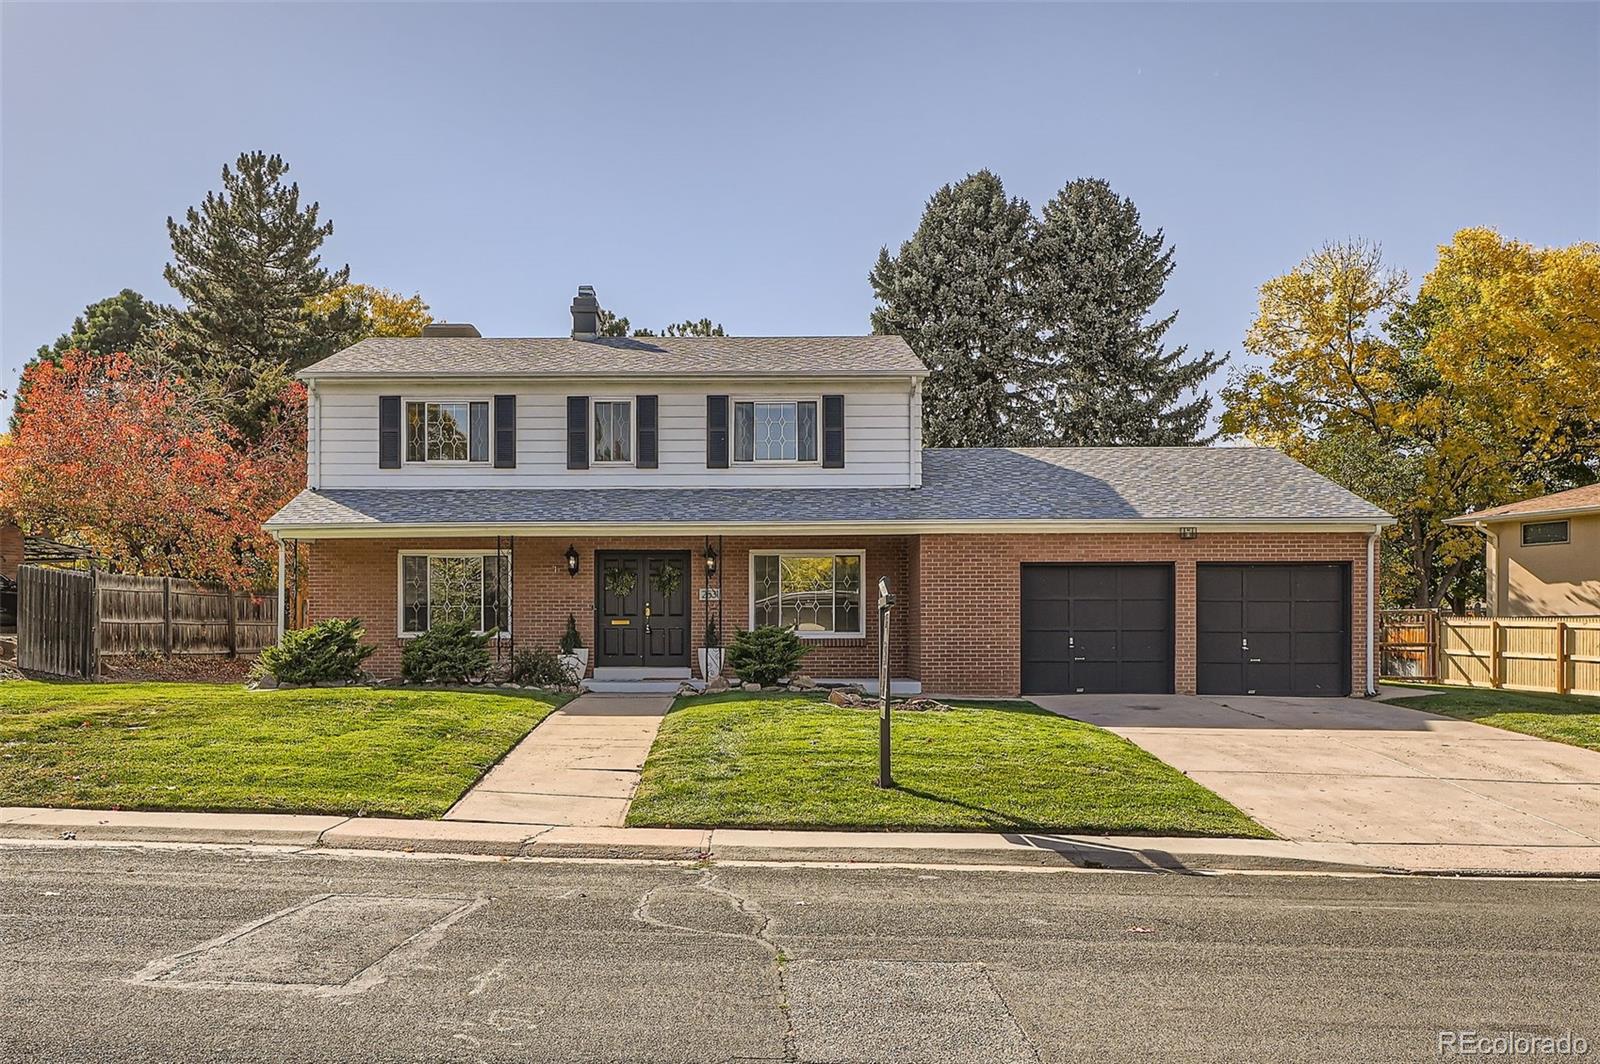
132;893;485;997
786;960;1037;1063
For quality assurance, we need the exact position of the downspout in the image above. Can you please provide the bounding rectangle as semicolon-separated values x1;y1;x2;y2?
1365;528;1378;696
308;380;322;490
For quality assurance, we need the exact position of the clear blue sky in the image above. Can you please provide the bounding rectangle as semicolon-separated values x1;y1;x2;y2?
3;2;1597;425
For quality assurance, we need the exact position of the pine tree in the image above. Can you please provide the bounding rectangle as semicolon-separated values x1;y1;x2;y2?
12;289;165;431
1032;178;1222;445
869;171;1039;447
163;151;357;439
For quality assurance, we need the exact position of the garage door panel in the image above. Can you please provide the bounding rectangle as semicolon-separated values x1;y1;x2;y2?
1196;566;1242;599
1068;567;1120;598
1119;599;1170;630
1295;632;1345;663
1293;566;1344;600
1070;599;1121;630
1197;600;1242;632
1198;563;1350;697
1245;601;1292;631
1120;631;1169;661
1022;565;1172;694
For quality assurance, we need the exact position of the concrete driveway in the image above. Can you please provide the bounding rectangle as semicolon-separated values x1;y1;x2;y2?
1029;693;1600;846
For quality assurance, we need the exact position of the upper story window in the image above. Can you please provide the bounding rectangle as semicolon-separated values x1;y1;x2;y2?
406;400;490;464
734;400;818;463
1521;519;1570;546
593;399;633;464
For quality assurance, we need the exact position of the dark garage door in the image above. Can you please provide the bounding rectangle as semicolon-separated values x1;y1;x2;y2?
1021;565;1173;694
1196;564;1350;696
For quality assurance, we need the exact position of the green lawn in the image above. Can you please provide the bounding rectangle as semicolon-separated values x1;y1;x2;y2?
626;692;1269;837
0;680;571;818
1391;686;1600;753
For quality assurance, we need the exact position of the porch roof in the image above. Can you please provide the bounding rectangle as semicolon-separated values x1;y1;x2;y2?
266;447;1392;536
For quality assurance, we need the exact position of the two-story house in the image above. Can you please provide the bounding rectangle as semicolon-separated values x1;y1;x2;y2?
266;287;1393;697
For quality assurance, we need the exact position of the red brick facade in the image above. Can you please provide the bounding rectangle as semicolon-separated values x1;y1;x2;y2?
303;529;1373;695
305;535;913;680
913;531;1373;696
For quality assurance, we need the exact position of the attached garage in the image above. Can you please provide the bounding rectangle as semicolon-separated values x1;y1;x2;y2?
1196;564;1351;696
1021;564;1174;694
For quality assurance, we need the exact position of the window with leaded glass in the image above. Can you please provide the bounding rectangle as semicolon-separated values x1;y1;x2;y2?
398;552;510;635
733;400;818;463
750;551;863;637
593;400;632;464
405;400;490;463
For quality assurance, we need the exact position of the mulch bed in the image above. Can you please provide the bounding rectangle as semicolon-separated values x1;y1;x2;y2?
95;655;257;684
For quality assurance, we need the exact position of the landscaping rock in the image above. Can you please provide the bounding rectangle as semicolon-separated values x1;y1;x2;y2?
792;674;815;689
255;674;279;690
706;676;730;694
828;688;851;706
278;682;300;691
745;683;763;692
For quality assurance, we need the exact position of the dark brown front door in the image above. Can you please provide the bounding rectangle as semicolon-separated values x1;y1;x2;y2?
595;551;690;669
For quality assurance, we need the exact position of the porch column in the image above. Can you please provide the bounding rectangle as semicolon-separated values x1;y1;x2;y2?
276;539;286;642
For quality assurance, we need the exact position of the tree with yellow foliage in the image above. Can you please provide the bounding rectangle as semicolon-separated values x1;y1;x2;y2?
304;284;432;339
1223;231;1600;610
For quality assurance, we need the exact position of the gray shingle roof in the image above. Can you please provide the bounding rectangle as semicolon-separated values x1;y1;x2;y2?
299;335;927;379
267;447;1392;531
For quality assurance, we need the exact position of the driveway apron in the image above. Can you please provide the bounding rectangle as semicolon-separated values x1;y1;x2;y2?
445;694;673;826
1029;694;1600;846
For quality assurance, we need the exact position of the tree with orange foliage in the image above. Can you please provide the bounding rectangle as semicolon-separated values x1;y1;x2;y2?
0;352;303;590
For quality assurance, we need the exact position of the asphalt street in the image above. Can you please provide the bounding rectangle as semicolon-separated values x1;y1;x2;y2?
1;844;1596;1063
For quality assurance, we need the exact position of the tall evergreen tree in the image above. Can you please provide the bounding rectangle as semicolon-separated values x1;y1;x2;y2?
164;151;357;438
869;171;1039;447
12;289;165;430
1032;178;1222;445
596;309;726;337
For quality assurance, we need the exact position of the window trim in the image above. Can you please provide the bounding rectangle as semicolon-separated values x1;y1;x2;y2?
395;549;512;639
1521;519;1571;547
402;397;493;466
732;396;822;466
747;548;867;640
591;396;636;466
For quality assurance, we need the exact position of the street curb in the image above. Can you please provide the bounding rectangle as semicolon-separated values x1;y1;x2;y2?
3;808;1597;877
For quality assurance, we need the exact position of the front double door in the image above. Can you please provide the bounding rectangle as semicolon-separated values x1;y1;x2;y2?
595;552;691;670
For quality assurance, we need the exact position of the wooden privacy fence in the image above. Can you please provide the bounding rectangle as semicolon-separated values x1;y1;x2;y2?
16;566;277;679
1380;609;1600;696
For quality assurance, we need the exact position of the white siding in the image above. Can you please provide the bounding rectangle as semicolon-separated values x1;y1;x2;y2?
313;378;922;489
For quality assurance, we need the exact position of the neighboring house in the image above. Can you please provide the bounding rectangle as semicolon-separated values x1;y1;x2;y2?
1446;485;1600;617
266;287;1393;697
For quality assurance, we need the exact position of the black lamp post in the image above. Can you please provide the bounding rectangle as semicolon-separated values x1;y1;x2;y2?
877;576;895;788
565;544;580;576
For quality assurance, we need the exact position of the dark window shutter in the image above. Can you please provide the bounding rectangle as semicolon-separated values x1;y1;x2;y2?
636;395;659;469
706;395;730;469
566;396;589;470
822;394;845;468
378;395;402;468
493;395;517;468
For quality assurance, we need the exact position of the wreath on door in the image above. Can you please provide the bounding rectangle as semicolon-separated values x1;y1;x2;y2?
651;562;683;600
604;565;637;601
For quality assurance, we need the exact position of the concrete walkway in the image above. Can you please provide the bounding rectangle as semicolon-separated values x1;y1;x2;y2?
1032;693;1600;848
443;693;672;827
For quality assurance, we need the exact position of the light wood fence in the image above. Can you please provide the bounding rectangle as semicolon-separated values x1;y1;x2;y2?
15;566;276;679
1438;616;1600;696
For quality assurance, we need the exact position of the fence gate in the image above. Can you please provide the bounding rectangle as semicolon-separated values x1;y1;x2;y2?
16;566;96;678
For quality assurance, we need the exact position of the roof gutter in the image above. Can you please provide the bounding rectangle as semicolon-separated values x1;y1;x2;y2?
268;517;1396;539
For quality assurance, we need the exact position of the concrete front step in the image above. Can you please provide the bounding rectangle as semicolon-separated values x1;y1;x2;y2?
581;679;690;694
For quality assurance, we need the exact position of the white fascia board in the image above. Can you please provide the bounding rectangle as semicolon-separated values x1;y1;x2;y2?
267;517;1396;540
1443;505;1600;527
299;370;929;383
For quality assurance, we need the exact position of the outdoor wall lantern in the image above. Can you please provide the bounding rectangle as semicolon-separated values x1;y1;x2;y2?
703;543;718;577
565;544;580;576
